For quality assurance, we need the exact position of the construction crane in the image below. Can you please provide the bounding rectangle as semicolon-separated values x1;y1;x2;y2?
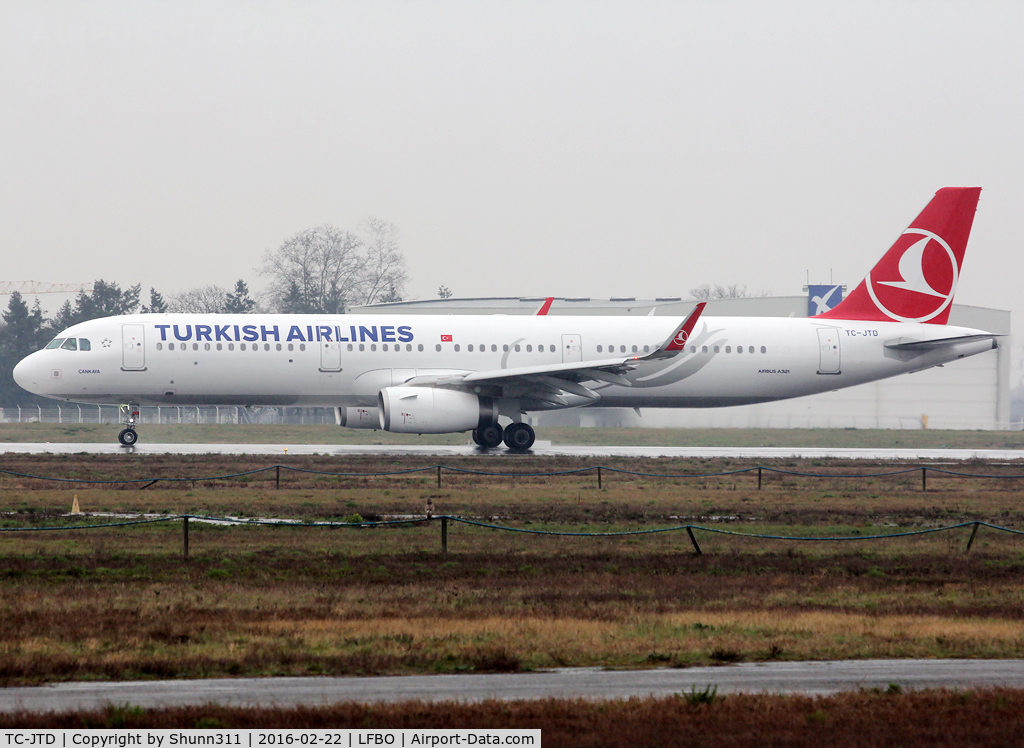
0;281;94;295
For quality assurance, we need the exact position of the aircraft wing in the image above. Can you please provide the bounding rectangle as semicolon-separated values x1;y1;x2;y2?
402;304;705;407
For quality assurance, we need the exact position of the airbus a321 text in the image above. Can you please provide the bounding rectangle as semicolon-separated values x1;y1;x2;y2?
14;188;997;450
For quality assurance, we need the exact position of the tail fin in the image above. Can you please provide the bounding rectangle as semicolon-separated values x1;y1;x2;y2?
819;187;981;324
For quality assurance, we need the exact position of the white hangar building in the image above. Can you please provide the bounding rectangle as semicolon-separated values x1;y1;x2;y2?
349;295;1011;431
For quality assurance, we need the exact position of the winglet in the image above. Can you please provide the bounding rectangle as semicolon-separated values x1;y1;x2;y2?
536;297;554;315
642;302;705;360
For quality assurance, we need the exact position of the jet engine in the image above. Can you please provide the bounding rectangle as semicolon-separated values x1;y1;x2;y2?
378;386;497;434
335;406;380;430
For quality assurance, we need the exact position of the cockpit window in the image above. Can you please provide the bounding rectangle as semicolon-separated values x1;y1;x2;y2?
79;338;91;351
45;338;65;349
60;338;78;351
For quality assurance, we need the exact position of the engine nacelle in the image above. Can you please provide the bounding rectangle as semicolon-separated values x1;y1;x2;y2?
378;386;496;434
335;406;380;430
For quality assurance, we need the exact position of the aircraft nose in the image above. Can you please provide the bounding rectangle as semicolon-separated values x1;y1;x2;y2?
12;353;41;394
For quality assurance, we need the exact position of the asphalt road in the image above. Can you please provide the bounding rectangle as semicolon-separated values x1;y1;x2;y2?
3;442;1024;460
3;661;1024;713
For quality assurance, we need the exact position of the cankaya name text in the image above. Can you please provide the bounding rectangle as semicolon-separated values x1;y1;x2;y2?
153;324;414;344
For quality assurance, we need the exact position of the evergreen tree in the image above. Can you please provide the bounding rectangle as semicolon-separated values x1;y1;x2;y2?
142;288;168;314
48;300;76;336
380;283;403;303
224;279;256;313
73;280;141;322
0;292;48;406
278;281;317;314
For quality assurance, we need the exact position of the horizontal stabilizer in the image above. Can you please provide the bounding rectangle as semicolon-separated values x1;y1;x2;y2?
884;334;999;351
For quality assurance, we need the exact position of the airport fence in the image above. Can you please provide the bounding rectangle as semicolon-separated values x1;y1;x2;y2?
0;513;1020;558
0;405;335;425
2;461;1024;491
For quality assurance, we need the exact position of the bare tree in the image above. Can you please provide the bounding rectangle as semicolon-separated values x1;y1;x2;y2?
360;217;408;305
259;219;411;312
438;284;453;299
168;285;229;313
259;225;365;314
689;283;771;301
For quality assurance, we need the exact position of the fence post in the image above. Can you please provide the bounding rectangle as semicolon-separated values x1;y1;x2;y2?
437;465;442;489
276;465;280;489
922;467;927;492
598;466;602;489
183;516;190;559
441;516;448;554
686;526;702;556
966;521;980;553
758;467;762;490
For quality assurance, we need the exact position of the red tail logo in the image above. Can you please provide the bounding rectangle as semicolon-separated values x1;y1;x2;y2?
819;187;981;324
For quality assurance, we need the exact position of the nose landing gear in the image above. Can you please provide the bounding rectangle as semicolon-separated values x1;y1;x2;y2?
117;404;140;446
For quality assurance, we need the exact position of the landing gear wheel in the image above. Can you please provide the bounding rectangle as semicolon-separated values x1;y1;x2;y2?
471;429;484;447
479;424;504;449
118;428;138;446
503;423;535;451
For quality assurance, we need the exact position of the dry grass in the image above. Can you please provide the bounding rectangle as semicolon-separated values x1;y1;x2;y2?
4;689;1024;748
3;454;1024;684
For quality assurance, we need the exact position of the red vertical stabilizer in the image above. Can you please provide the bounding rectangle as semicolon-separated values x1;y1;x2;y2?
819;187;981;324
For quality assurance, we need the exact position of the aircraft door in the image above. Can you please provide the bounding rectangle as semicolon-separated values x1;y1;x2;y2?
562;334;583;363
318;321;342;372
816;327;841;374
121;324;145;370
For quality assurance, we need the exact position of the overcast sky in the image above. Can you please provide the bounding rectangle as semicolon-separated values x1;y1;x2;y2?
2;0;1022;328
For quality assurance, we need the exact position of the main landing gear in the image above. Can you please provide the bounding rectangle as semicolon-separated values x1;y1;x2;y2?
471;424;504;449
117;404;140;446
472;423;536;451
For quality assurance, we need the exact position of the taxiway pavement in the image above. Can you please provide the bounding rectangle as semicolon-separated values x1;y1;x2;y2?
3;660;1024;712
3;442;1024;460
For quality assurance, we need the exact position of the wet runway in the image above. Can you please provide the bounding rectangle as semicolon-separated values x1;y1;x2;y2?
3;660;1024;712
3;441;1024;460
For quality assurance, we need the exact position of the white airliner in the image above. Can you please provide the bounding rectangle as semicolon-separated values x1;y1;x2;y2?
13;187;997;450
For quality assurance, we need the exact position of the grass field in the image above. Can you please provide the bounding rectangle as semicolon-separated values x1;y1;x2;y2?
5;422;1024;448
3;453;1024;690
6;689;1024;747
